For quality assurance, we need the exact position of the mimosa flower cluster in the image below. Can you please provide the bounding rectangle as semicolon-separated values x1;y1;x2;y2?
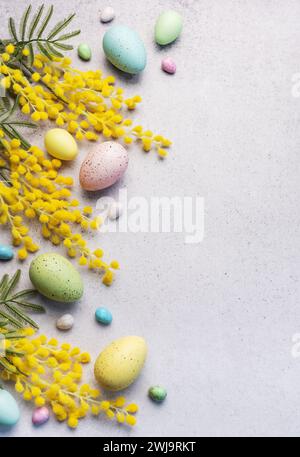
0;328;138;428
0;135;118;286
0;45;172;158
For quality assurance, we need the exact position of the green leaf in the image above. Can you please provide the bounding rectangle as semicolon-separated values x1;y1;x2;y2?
28;4;44;39
11;289;37;300
54;29;81;42
5;303;39;329
2;269;21;300
6;125;31;150
0;358;18;374
0;310;22;328
37;41;53;60
5;121;37;129
10;300;45;313
8;17;18;41
9;95;20;117
0;275;9;295
47;13;75;40
0;320;8;327
20;5;32;41
28;42;35;66
45;42;63;58
5;348;25;357
37;5;54;39
53;42;73;51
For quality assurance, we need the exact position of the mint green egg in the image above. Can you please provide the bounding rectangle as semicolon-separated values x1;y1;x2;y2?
103;25;147;74
155;10;183;46
29;253;83;303
0;389;20;426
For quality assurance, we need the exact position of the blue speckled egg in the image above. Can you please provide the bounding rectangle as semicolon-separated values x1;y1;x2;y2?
0;245;13;261
103;25;147;74
95;307;113;325
0;389;20;426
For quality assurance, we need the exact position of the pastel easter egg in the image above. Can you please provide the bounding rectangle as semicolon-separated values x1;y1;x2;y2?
29;253;83;303
95;307;112;325
56;314;74;330
103;25;146;74
44;129;78;161
94;336;147;391
78;43;92;61
32;406;50;426
0;245;13;261
148;386;167;403
100;6;115;23
79;141;129;191
155;11;183;45
161;57;176;74
0;388;20;426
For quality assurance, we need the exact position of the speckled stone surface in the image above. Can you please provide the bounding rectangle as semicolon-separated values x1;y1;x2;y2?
1;0;300;437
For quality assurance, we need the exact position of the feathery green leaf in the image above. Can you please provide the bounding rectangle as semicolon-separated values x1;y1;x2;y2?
20;5;32;41
37;5;54;39
28;4;44;39
8;17;18;41
47;13;75;40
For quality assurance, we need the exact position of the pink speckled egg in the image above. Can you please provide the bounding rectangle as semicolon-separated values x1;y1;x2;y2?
79;142;129;191
161;57;176;74
32;407;50;426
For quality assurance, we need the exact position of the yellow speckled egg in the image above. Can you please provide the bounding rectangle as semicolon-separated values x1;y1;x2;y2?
44;128;78;161
94;336;147;391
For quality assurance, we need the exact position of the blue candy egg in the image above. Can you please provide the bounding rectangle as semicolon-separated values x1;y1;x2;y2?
0;245;13;261
0;389;20;426
95;307;113;325
103;25;147;74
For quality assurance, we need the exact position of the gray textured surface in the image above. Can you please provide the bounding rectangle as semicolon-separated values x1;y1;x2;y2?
0;0;300;437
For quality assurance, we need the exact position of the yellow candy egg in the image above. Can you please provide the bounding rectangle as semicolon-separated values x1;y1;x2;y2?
44;128;78;161
94;336;147;391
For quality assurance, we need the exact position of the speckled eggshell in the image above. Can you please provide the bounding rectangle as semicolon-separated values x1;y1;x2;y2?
29;253;83;303
103;25;147;74
94;336;147;391
79;141;129;191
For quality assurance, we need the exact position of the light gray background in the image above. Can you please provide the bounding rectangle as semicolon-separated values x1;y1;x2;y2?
0;0;300;438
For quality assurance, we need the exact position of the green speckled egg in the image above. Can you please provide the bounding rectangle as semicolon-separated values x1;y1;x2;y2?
94;336;147;391
29;253;83;303
149;386;167;403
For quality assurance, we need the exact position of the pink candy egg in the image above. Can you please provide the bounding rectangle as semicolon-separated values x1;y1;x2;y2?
32;406;50;426
80;142;129;191
161;58;176;74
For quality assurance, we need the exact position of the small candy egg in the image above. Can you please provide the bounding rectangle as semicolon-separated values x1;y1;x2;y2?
78;43;92;61
44;129;78;161
32;406;50;426
79;142;129;191
0;245;13;261
0;388;20;426
155;10;183;46
95;307;112;325
100;6;115;23
161;58;176;74
108;201;123;220
56;314;74;331
148;386;167;403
